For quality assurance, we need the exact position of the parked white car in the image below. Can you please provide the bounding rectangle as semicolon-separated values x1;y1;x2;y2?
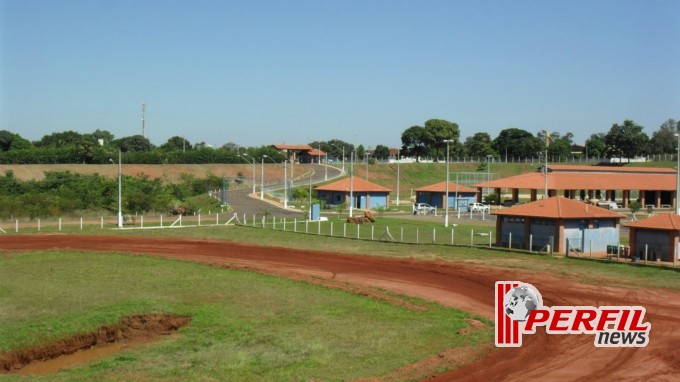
596;201;619;210
413;203;436;215
467;202;490;213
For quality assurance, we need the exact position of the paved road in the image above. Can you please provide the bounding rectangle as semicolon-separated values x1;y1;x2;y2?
227;163;343;219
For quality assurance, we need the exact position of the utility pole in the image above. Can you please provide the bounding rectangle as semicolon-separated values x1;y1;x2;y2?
396;149;400;206
141;102;146;138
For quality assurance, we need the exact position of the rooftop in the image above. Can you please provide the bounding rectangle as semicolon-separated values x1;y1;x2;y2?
415;181;478;193
625;213;680;231
475;172;677;191
493;196;625;219
315;177;392;193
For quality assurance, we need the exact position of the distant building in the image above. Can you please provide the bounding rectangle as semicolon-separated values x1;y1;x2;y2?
315;178;392;209
625;214;680;262
414;182;478;210
272;144;326;164
492;196;624;254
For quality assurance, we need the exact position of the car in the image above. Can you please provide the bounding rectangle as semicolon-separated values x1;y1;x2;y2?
596;201;619;210
413;203;435;215
467;202;490;213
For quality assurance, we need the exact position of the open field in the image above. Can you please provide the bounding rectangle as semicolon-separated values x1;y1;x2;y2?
0;249;490;380
1;233;679;381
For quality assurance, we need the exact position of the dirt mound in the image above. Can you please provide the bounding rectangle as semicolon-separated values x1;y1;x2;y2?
0;313;191;374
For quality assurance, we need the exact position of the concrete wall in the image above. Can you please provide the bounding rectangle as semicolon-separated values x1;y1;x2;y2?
634;230;671;261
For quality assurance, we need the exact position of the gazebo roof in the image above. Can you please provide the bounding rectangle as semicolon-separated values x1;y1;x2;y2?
493;196;625;219
315;177;391;193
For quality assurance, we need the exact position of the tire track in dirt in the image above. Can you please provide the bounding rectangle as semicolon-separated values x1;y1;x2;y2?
2;235;679;381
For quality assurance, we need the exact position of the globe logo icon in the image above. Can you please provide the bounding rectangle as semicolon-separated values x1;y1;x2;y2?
504;284;542;322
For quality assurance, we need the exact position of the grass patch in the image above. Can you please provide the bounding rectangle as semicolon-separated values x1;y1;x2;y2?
0;251;491;381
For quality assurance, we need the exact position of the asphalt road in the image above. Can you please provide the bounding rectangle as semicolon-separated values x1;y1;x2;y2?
226;163;343;219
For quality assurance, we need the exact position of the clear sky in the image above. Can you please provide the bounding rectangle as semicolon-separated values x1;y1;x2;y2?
1;0;678;149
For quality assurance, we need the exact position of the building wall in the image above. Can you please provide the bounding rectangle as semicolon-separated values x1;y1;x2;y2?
529;218;556;250
500;217;526;249
633;229;671;261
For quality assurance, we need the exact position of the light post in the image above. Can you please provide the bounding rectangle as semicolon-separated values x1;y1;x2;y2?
443;140;453;227
240;154;256;195
349;151;355;217
487;154;493;198
109;151;123;228
365;148;370;181
325;151;328;180
675;134;680;214
396;149;400;206
260;155;268;200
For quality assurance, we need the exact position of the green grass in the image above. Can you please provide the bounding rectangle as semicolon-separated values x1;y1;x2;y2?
0;251;491;381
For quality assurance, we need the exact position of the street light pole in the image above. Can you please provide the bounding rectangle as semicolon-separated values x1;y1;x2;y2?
117;150;122;228
396;149;400;206
675;133;680;215
241;154;256;195
325;151;328;180
260;155;268;200
443;140;453;227
284;159;288;209
349;151;354;217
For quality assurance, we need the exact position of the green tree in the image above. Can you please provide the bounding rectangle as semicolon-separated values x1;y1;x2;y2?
648;119;679;155
355;144;365;160
400;125;427;158
161;136;192;151
547;139;571;160
604;120;649;159
463;132;496;158
422;119;460;159
116;135;154;153
35;131;84;148
493;128;541;159
0;131;32;151
585;133;606;158
373;144;390;160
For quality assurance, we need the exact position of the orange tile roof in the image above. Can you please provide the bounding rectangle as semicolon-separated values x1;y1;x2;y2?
493;196;625;219
273;144;313;151
625;213;680;230
549;165;675;174
315;177;392;193
307;149;326;156
415;181;478;193
475;172;677;191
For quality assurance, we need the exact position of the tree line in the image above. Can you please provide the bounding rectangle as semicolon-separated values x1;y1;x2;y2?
0;169;227;219
400;118;680;161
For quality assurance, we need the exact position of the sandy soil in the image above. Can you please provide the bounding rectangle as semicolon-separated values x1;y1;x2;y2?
1;235;679;381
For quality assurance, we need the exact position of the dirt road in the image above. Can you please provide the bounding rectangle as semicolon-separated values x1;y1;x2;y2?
2;235;678;381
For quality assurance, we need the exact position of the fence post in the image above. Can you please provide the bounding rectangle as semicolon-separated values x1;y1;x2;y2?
243;213;246;225
645;244;648;264
283;218;286;231
371;225;374;240
273;217;276;230
160;214;163;227
529;234;533;252
38;219;41;232
318;221;321;235
357;224;360;239
294;219;298;232
180;215;183;227
262;216;265;228
489;231;492;248
141;215;144;228
416;228;419;244
550;236;554;257
253;214;256;227
400;227;404;242
451;228;454;245
471;229;474;246
15;219;18;233
432;228;436;243
101;217;103;229
80;217;83;230
305;220;309;233
566;238;570;257
617;240;620;262
330;222;333;236
59;218;62;231
198;214;201;226
589;240;592;258
216;213;219;225
344;223;346;238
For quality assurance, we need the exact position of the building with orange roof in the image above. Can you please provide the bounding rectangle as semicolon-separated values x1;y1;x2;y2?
493;196;625;254
315;177;391;209
625;214;680;262
474;165;677;209
272;144;326;164
414;181;479;210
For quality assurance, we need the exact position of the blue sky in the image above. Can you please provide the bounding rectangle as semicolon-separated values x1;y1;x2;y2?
1;0;678;148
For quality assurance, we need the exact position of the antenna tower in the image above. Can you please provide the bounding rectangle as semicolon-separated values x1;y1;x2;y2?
141;102;146;138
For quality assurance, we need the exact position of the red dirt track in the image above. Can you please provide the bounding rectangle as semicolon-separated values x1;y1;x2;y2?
2;235;680;381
